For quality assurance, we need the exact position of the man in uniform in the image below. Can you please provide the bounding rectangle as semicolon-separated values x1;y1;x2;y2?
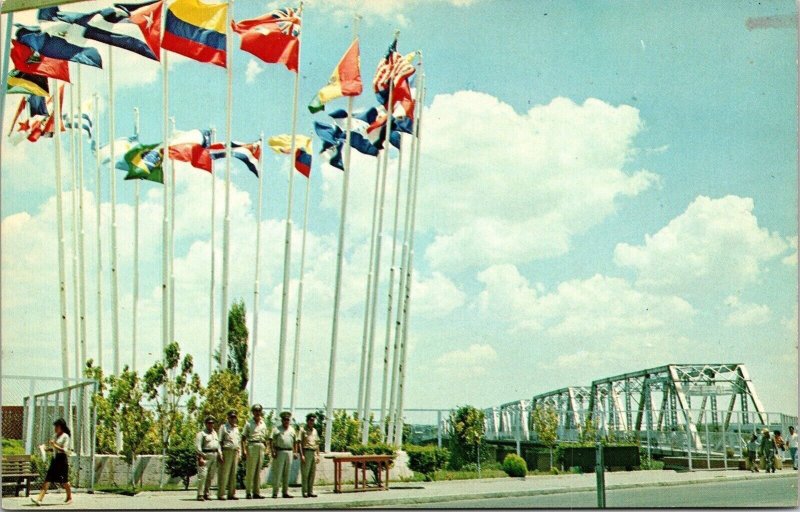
270;411;297;498
241;404;268;499
298;413;320;498
195;416;222;501
217;410;241;500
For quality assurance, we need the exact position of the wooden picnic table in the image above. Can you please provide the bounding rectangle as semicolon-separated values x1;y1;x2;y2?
327;454;394;493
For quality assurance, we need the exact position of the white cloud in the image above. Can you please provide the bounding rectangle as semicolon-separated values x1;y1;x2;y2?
783;236;797;266
435;343;496;376
411;272;465;318
615;195;789;294
414;92;656;272
724;295;771;326
245;59;265;85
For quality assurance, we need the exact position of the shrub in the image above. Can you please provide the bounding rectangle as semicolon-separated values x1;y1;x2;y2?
447;405;487;470
165;445;197;490
406;446;449;481
502;454;528;478
349;443;396;484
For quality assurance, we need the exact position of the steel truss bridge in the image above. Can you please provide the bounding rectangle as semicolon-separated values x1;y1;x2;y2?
481;364;798;461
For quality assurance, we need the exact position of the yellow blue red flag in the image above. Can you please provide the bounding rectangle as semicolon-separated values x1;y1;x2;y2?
161;0;227;67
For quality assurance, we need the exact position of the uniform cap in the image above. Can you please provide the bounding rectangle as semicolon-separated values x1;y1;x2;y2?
227;409;238;418
280;411;292;420
251;403;263;412
762;428;770;434
204;415;216;424
306;413;316;421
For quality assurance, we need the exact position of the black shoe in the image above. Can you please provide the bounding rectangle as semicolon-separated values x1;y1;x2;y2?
246;494;252;499
272;494;278;499
309;493;318;498
283;494;294;498
253;494;265;499
228;496;239;500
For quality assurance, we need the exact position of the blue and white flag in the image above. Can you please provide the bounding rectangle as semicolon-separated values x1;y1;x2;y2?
313;121;344;171
62;112;94;140
209;141;261;177
15;23;103;68
328;107;383;156
39;5;159;61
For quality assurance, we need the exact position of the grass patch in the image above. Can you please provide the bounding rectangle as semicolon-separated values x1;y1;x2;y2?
2;439;26;455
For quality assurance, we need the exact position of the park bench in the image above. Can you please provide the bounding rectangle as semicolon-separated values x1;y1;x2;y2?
328;454;394;494
1;454;39;497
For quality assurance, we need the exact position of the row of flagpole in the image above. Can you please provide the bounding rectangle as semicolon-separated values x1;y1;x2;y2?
1;2;427;449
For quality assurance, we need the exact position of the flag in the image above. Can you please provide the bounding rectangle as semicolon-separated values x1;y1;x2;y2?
209;141;261;177
116;1;163;59
99;135;138;167
373;42;415;95
62;111;94;140
15;23;103;68
10;39;70;82
122;143;164;183
294;147;312;178
161;0;227;67
169;128;212;172
6;69;49;96
328;107;384;156
7;97;33;145
267;134;312;155
39;3;161;60
232;7;300;72
27;85;66;142
308;38;362;113
313;121;344;170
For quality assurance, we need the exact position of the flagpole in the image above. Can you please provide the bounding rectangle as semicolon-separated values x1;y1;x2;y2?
388;61;423;444
379;135;405;438
53;79;70;384
361;32;399;443
289;160;311;417
208;127;217;378
356;156;382;422
275;1;303;413
393;71;425;446
325;14;360;453
162;49;171;358
0;12;13;154
219;0;235;368
93;93;104;373
69;85;80;379
108;47;121;375
132;107;141;372
249;133;264;405
77;70;88;374
169;115;176;352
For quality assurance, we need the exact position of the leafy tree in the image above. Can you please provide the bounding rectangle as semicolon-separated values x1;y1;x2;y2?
200;369;249;427
107;366;155;488
323;410;383;452
448;405;486;470
579;416;599;443
531;404;559;468
84;360;116;454
165;445;198;490
214;299;250;390
142;342;203;452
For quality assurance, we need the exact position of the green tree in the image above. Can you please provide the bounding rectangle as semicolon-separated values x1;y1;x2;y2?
84;360;116;454
200;369;249;427
448;405;486;470
214;299;250;390
142;342;203;452
107;366;156;488
531;404;559;468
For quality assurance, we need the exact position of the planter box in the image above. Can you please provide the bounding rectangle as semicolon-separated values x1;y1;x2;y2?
559;445;640;472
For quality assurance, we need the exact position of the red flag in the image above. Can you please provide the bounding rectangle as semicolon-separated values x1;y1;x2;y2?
232;7;300;72
127;0;163;61
10;40;70;82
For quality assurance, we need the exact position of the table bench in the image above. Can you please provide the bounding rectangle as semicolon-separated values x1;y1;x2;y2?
328;454;394;493
2;455;39;497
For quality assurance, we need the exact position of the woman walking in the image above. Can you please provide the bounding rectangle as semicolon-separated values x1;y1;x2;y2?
31;418;73;506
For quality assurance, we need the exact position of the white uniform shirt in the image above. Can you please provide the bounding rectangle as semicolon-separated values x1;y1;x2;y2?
55;433;70;453
788;432;798;449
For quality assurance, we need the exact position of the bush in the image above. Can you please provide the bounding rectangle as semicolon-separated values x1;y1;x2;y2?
447;405;486;470
165;445;197;490
349;443;396;484
406;446;449;481
502;454;528;478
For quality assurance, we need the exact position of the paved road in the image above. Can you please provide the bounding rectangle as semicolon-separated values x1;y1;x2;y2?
399;475;798;508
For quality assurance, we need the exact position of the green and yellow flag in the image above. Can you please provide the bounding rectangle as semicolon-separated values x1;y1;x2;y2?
6;69;49;97
122;143;164;184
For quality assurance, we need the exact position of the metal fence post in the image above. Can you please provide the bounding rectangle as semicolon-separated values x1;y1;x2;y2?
686;423;693;470
704;419;711;469
437;410;442;449
88;381;97;494
595;441;606;508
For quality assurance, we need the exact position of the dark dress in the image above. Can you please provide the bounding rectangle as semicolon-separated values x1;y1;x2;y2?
44;434;70;484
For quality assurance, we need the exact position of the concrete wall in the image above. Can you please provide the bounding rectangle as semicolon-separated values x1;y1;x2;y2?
73;451;413;488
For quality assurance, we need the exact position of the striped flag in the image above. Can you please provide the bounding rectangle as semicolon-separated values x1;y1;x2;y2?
10;39;70;82
161;0;227;67
170;128;213;172
209;141;262;177
373;41;415;94
15;23;103;68
38;3;162;60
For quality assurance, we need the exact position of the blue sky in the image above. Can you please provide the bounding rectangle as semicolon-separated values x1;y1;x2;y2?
1;0;797;417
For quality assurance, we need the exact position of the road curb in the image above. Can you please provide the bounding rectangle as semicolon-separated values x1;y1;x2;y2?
189;471;798;509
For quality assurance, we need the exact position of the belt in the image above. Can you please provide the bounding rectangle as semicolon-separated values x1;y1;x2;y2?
202;450;218;453
276;448;293;451
303;447;317;451
248;441;266;445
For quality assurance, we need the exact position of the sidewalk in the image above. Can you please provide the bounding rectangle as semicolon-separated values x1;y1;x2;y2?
3;469;796;509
